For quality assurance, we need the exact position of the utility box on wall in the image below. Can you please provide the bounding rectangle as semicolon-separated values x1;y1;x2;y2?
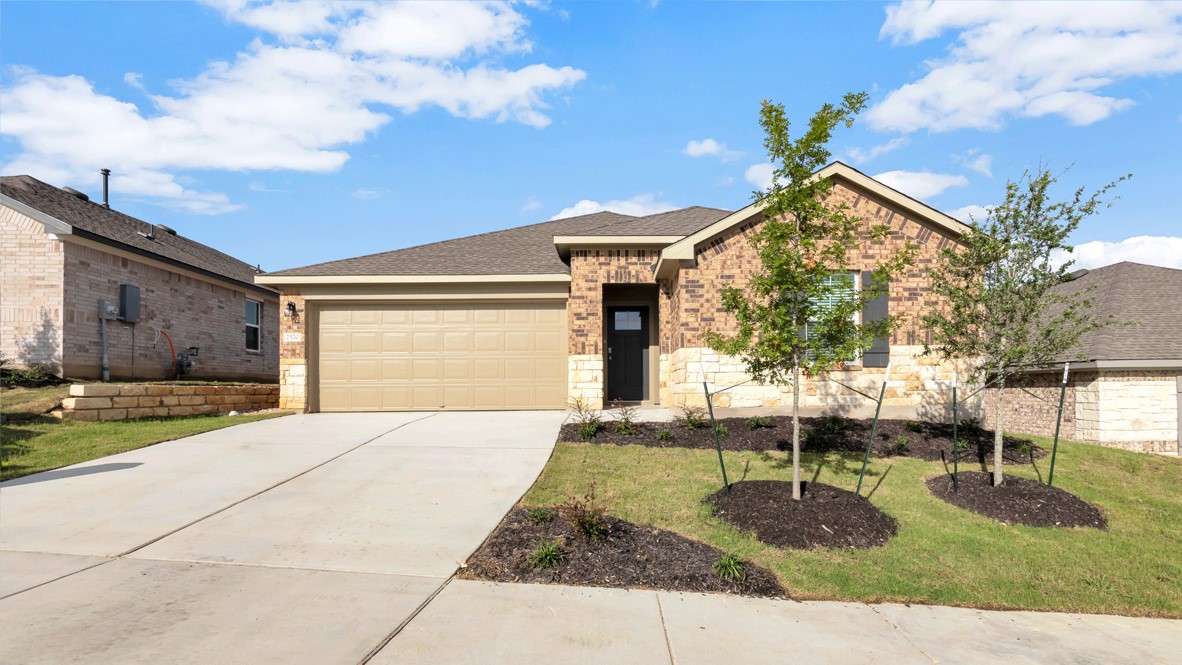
119;284;141;323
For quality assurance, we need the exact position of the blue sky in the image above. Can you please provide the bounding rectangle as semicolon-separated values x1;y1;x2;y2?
3;1;1180;272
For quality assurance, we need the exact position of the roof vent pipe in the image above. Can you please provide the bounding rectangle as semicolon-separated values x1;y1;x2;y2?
100;169;111;208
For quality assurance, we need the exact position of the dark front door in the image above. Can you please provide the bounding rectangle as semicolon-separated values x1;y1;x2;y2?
606;306;648;402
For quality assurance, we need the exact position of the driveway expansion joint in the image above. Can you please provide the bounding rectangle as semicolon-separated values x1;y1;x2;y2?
869;604;938;664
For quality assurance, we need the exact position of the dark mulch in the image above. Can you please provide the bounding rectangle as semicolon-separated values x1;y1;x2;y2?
561;415;1042;464
459;506;785;598
926;471;1107;529
705;480;898;550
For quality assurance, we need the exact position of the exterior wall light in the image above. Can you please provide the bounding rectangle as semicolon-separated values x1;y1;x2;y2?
285;302;297;317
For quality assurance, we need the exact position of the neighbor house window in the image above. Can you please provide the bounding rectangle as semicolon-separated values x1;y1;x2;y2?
245;300;261;352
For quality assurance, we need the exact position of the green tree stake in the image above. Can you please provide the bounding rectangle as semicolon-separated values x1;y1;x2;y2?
1048;363;1070;487
704;380;730;494
952;375;959;494
856;363;891;496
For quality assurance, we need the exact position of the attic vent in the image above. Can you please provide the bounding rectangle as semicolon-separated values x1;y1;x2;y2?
63;187;89;202
137;224;178;241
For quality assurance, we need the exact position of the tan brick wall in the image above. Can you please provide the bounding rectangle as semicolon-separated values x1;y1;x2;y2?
1;206;65;372
56;382;278;421
59;240;279;381
981;369;1179;454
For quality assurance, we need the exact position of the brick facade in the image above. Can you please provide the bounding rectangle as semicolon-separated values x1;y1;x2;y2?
2;204;279;381
278;291;307;410
1;206;64;372
981;369;1179;454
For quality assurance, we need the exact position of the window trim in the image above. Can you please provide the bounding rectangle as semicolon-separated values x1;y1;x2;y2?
245;299;262;352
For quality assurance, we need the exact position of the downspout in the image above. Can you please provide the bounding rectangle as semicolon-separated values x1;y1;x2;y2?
100;318;110;381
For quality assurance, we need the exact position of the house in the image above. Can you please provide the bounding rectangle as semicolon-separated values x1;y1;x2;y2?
259;162;972;414
1;175;279;381
986;262;1182;454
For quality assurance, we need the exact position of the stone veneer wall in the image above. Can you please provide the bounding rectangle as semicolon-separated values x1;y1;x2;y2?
278;291;307;410
980;369;1179;454
55;382;278;421
1;205;65;373
662;345;978;417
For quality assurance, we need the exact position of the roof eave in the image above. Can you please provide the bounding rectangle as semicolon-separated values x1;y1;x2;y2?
255;273;573;286
0;193;74;235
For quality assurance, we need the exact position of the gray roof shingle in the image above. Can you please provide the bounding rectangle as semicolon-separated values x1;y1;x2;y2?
1;175;272;292
1055;262;1182;362
266;206;731;277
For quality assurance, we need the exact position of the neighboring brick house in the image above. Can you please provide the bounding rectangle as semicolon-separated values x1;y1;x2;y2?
258;162;975;414
984;262;1182;454
1;175;279;381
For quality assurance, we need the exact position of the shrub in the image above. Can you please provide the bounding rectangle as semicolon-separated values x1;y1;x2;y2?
528;538;565;570
0;361;53;387
610;400;641;436
714;552;747;582
569;398;603;440
904;420;924;433
713;423;728;437
656;428;674;441
959;417;982;433
955;440;969;451
823;415;849;432
677;405;708;430
1018;441;1033;455
527;507;554;524
561;483;611;543
894;435;909;451
745;415;773;429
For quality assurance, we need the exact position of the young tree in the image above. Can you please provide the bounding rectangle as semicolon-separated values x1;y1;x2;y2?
704;93;914;500
921;169;1127;487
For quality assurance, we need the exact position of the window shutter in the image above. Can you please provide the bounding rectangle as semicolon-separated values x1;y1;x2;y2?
861;271;889;367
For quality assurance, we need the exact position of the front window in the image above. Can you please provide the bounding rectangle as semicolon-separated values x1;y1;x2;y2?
806;272;859;363
245;300;261;352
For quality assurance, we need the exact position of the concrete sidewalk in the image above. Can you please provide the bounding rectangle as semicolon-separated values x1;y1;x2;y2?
377;580;1182;664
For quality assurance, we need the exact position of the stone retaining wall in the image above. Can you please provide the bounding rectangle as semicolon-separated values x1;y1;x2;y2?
55;383;279;421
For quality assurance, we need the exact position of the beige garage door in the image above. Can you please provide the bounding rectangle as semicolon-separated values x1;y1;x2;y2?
317;302;567;411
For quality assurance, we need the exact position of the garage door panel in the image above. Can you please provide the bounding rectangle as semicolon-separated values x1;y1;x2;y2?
318;303;567;411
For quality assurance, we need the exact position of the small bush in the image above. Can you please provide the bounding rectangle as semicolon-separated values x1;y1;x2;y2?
955;439;969;451
713;423;728;437
677;405;708;430
714;552;747;582
1018;441;1033;455
561;483;611;543
527;507;554;524
569;397;604;440
904;420;924;433
959;417;982;433
656;428;674;441
824;415;849;432
610;400;641;436
529;538;565;570
745;415;773;429
894;435;909;451
0;361;54;387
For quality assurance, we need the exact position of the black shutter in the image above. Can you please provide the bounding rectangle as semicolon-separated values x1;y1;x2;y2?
861;270;889;367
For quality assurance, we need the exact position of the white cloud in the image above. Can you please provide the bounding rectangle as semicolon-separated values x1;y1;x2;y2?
521;196;542;212
949;204;992;222
874;170;969;199
123;72;145;90
1;1;585;214
846;137;908;164
744;163;774;190
550;194;676;220
683;138;741;161
351;188;381;199
1053;236;1182;270
868;1;1182;133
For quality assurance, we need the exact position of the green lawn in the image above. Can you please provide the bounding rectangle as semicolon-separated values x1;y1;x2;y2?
1;386;286;482
526;436;1182;617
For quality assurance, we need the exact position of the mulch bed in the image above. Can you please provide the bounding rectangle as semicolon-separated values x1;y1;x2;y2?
705;480;898;550
459;506;785;598
561;415;1043;464
926;471;1107;529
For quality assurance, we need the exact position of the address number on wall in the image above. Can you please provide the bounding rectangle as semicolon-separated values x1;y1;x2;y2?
283;332;303;343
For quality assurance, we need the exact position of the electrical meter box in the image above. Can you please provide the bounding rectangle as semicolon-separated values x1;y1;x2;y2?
119;284;141;322
98;299;120;320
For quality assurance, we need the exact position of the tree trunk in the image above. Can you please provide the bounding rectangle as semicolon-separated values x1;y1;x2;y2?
792;362;801;500
993;372;1006;487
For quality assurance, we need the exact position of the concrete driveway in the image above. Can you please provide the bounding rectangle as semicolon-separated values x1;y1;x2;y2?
0;411;565;664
